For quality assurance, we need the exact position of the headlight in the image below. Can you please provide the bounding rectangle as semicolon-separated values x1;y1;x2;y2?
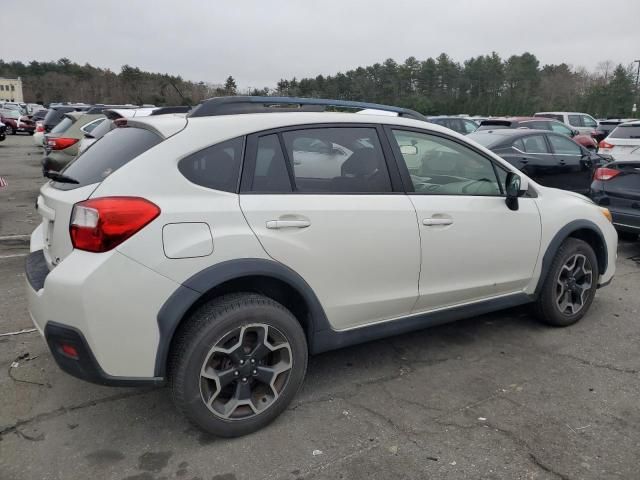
600;207;612;223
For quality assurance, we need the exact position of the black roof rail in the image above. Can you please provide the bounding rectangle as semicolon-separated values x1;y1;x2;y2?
150;106;192;116
188;96;428;121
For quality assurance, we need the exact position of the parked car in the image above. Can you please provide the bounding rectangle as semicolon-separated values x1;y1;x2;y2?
42;104;90;133
591;160;640;239
0;121;6;142
597;120;640;161
0;102;26;114
534;112;599;136
477;117;598;150
0;109;35;135
427;116;478;135
468;128;607;195
26;96;616;437
77;107;159;155
592;118;636;144
42;112;107;171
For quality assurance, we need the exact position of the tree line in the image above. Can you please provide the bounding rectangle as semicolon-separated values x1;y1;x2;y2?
1;53;638;118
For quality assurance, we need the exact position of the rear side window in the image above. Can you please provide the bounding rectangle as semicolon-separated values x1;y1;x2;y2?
522;135;549;153
54;127;162;190
178;137;244;192
281;127;392;193
609;125;640;139
252;135;292;193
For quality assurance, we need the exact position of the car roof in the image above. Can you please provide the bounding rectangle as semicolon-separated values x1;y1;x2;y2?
618;120;640;126
470;128;551;137
127;111;458;144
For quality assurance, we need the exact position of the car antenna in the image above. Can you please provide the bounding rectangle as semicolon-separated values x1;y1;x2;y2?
167;78;190;108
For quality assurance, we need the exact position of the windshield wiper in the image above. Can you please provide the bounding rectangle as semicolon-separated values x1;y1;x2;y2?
44;170;79;184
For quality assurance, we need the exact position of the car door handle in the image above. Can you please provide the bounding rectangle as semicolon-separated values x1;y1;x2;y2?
266;219;311;229
422;218;453;226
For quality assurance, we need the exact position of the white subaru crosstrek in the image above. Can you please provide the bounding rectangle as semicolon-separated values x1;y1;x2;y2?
26;97;617;437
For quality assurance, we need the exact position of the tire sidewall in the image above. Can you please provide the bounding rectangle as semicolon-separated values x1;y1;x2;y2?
542;239;599;326
173;297;308;437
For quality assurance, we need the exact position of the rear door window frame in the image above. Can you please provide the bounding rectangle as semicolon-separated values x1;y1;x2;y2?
240;123;405;195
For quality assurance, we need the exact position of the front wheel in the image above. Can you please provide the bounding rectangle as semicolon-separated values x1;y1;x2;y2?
534;238;599;327
5;125;14;135
169;293;308;437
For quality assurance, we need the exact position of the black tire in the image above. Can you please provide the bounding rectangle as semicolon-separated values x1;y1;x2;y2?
534;238;599;327
5;125;14;135
169;293;308;437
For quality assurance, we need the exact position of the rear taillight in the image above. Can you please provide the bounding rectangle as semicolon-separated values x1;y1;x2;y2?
47;137;79;150
35;122;44;133
599;140;614;149
70;197;160;253
593;167;621;181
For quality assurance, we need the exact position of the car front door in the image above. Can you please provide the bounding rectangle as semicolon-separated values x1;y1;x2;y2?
547;133;593;194
386;127;541;312
239;125;421;330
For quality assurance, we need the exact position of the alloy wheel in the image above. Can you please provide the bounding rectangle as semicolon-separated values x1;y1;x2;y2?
199;323;293;420
555;253;593;315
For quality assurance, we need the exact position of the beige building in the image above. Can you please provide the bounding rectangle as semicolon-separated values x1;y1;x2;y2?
0;77;24;103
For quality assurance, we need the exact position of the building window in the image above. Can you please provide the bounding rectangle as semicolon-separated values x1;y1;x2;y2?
0;86;4;91
10;85;15;91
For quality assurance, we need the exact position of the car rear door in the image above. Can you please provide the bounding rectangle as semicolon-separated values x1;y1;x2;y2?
385;127;540;311
239;125;421;330
547;133;593;194
511;134;560;187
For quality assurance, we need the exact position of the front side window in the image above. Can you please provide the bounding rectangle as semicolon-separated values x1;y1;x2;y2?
391;130;502;196
281;127;392;193
568;115;582;127
581;115;597;128
522;135;549;154
548;134;581;155
463;119;478;134
178;137;243;192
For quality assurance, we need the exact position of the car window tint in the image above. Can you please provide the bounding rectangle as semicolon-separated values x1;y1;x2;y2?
548;135;581;155
550;122;572;135
178;137;243;192
56;127;163;191
252;134;292;192
281;128;392;193
609;125;640;139
568;115;582;127
522;135;549;153
391;130;502;196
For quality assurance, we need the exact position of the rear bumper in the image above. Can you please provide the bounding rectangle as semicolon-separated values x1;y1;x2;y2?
25;242;180;382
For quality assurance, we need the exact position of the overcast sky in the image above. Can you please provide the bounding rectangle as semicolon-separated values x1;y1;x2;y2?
4;1;640;88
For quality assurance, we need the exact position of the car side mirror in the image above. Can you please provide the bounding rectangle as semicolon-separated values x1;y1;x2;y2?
572;129;579;137
505;172;526;211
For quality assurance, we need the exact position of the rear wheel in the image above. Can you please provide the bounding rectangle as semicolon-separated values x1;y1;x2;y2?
169;293;308;437
5;125;14;135
534;238;598;327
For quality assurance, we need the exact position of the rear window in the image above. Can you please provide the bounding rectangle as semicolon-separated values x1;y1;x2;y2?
535;113;564;122
466;132;507;147
53;127;162;190
50;117;74;134
476;124;510;131
609;125;640;139
43;108;70;127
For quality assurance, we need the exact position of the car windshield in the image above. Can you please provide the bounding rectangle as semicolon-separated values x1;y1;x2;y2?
0;109;20;119
609;125;640;139
466;132;507;147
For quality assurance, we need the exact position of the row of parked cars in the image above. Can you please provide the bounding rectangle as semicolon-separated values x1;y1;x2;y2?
14;100;640;240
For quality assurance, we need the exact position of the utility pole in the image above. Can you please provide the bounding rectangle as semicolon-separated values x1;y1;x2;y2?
635;60;640;117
